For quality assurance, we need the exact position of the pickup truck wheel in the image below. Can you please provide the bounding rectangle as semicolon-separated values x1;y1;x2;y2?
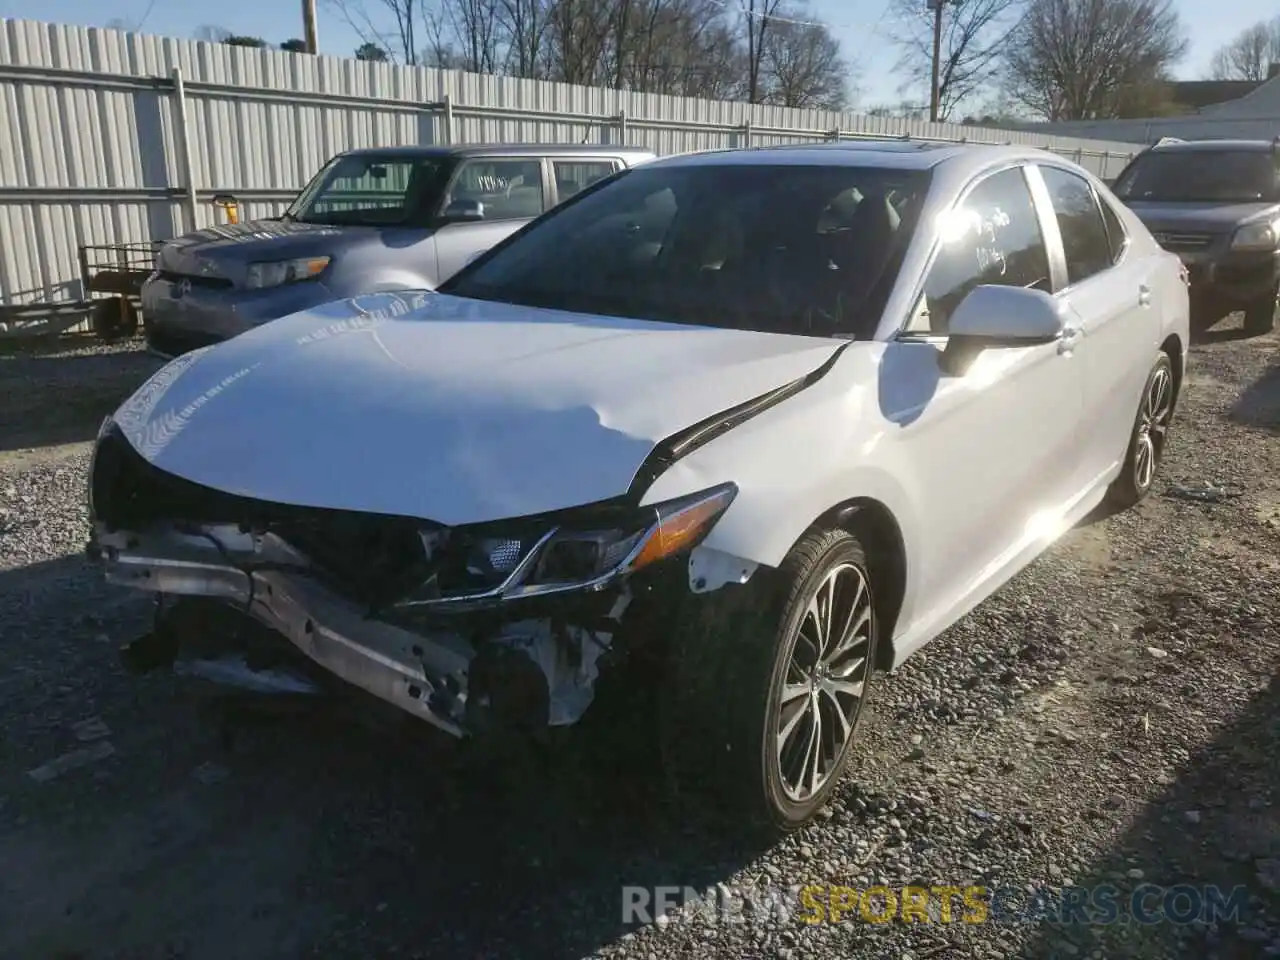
1243;284;1278;336
1107;351;1174;510
658;527;880;837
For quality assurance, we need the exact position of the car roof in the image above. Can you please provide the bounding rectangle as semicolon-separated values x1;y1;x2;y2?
647;140;1065;173
341;143;657;160
1146;138;1279;153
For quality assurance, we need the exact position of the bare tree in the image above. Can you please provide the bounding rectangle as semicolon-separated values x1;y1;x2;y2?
324;0;421;64
435;0;504;72
618;0;747;99
1208;18;1280;82
740;0;786;103
543;0;617;85
1002;0;1187;121
760;16;852;109
320;0;852;109
497;0;552;77
888;0;1023;120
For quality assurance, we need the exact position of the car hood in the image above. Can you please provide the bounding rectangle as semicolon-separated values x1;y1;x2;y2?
1124;200;1280;234
110;291;845;525
156;219;411;285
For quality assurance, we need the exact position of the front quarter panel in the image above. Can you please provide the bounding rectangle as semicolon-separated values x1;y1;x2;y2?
639;344;926;626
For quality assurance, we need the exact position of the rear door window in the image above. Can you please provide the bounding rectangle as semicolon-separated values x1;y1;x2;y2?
1097;194;1129;264
1040;166;1114;286
552;160;620;201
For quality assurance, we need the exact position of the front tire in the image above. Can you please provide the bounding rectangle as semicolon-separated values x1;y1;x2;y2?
1106;351;1175;510
658;527;880;837
1243;284;1277;336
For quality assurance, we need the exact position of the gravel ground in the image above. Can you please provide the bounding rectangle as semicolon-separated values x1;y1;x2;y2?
0;325;1277;960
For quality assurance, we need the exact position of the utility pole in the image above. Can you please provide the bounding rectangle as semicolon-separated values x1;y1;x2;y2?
302;0;319;54
928;0;945;123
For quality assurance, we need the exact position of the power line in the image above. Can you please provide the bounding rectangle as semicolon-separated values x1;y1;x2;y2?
848;0;899;63
134;0;159;30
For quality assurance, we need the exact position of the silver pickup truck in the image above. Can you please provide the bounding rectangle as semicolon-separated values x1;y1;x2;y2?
140;143;656;357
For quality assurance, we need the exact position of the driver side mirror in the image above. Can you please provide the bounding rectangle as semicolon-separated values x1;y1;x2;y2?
939;284;1067;377
442;198;486;223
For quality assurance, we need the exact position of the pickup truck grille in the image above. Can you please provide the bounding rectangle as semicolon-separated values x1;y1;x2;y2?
1152;232;1213;252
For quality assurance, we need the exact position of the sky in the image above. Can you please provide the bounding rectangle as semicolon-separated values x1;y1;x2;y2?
0;0;1273;106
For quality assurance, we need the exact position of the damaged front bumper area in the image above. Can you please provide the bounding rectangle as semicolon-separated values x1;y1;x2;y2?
87;424;738;738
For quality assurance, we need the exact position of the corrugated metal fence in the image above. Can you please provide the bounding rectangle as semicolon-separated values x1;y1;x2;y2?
0;17;1145;318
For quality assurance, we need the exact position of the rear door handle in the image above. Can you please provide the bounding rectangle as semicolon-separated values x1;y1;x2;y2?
1139;285;1153;307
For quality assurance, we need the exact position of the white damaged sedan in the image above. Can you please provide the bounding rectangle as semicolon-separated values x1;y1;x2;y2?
89;142;1188;835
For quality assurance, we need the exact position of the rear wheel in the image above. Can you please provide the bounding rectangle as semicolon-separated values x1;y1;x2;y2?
1243;283;1278;336
1106;351;1174;510
658;527;880;837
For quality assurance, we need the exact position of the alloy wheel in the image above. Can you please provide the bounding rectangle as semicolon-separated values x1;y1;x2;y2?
1134;365;1173;491
775;562;874;802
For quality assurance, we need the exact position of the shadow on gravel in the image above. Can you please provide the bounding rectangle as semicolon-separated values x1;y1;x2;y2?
1017;674;1280;960
1231;362;1280;434
0;640;770;959
0;345;159;453
1194;326;1255;346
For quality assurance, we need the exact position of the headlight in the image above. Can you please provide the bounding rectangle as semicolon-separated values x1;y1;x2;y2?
245;256;330;289
402;483;738;607
1230;220;1280;251
502;483;738;597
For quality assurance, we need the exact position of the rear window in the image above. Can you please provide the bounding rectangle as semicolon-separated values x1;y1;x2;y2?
442;163;932;339
1113;149;1280;204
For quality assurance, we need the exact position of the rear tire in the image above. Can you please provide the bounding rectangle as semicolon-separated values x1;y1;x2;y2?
658;526;880;838
1106;351;1175;510
1243;284;1277;336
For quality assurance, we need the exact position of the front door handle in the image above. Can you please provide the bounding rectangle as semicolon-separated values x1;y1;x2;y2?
1138;285;1152;307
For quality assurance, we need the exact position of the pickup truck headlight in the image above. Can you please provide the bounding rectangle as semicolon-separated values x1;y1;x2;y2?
245;256;330;289
1230;219;1280;251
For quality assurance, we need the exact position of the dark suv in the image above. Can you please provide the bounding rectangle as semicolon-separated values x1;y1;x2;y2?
1112;138;1280;335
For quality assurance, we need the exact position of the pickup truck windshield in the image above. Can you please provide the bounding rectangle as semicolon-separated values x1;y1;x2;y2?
442;163;930;339
285;154;452;227
1113;150;1280;204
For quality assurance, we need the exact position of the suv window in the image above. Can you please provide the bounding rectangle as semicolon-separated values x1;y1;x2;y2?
443;163;932;338
909;166;1051;335
446;158;546;221
1040;166;1113;285
1113;148;1280;203
553;160;619;200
